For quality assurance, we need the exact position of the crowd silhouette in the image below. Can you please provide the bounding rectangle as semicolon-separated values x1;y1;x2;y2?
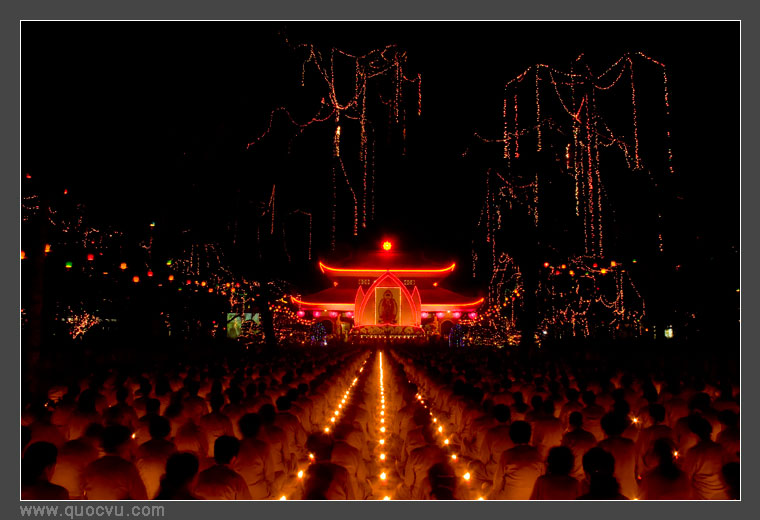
21;344;739;500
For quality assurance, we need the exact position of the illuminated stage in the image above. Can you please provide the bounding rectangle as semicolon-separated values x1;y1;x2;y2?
293;241;484;341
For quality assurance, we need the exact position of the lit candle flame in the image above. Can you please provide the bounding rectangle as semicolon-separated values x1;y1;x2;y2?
379;439;385;445
380;472;387;480
463;472;471;481
380;453;386;460
451;454;457;461
297;470;304;479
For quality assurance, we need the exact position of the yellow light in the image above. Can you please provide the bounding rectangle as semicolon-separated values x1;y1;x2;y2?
610;261;617;267
279;496;287;500
380;453;386;460
632;417;639;424
477;497;484;501
309;453;315;460
379;439;385;445
330;417;335;423
297;470;304;479
20;250;25;260
438;426;443;433
380;472;387;480
131;433;136;439
382;240;392;251
380;410;384;415
451;454;457;461
380;418;384;423
433;418;437;422
44;244;51;254
334;411;339;415
383;496;391;500
324;427;330;433
380;426;385;433
444;439;449;445
120;262;127;270
463;472;471;481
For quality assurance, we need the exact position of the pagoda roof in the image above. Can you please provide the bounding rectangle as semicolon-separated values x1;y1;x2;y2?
318;251;456;279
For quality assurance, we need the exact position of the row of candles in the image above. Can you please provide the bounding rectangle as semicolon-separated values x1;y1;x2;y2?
279;354;370;500
392;351;484;501
376;351;391;500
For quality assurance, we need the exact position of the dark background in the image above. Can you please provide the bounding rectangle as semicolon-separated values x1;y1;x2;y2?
22;22;740;341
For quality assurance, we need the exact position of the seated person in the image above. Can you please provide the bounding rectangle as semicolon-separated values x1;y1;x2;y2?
194;435;252;500
22;442;69;500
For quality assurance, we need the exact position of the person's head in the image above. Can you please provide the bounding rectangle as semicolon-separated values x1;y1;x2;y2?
582;446;616;481
115;386;129;404
718;410;738;429
612;399;630;417
213;435;240;465
101;425;133;455
161;452;199;492
651;438;677;469
238;413;262;439
546;446;574;476
276;395;292;412
531;394;544;411
184;379;200;397
76;389;97;414
569;411;584;429
149;416;171;440
83;422;104;443
145;398;161;416
600;412;627;438
566;388;579;402
258;404;276;424
689;392;711;413
509;420;532;444
582;390;596;406
209;393;225;413
493;404;511;424
648;403;666;424
22;442;58;485
687;414;712;442
305;433;333;462
542;398;556;417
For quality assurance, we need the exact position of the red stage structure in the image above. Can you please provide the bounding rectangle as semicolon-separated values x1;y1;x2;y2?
293;241;484;341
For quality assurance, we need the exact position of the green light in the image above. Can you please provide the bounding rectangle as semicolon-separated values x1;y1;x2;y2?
65;261;73;269
166;259;172;266
632;259;637;263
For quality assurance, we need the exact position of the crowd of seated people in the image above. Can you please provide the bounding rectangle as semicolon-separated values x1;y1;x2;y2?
22;347;369;500
21;344;739;500
389;345;740;500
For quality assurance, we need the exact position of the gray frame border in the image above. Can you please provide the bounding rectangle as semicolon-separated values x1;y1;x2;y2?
6;1;754;519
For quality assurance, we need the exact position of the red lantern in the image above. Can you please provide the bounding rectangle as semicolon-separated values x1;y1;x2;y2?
147;271;153;277
87;254;95;261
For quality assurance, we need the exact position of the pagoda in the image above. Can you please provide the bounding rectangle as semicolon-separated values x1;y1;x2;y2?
292;240;485;341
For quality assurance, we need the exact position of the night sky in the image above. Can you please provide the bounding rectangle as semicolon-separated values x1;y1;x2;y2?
22;21;740;335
